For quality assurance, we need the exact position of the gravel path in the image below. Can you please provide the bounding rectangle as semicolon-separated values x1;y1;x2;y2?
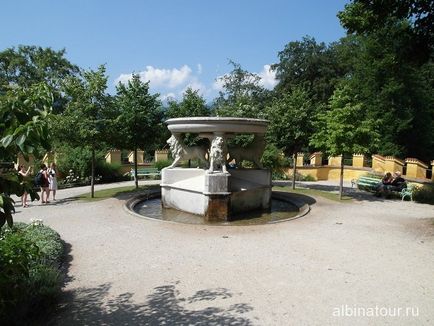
12;180;434;325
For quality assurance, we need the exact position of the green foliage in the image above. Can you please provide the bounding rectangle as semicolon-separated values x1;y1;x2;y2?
153;159;173;170
113;74;162;153
95;161;127;183
166;88;209;118
54;65;113;196
336;2;434;160
310;84;380;156
285;172;316;182
261;144;290;169
113;74;163;188
55;144;108;178
0;83;53;226
56;65;112;148
213;61;270;118
266;88;313;156
272;36;345;104
413;184;434;205
338;0;433;64
0;223;63;324
0;45;79;114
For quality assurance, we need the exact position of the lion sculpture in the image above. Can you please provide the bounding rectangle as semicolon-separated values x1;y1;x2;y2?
167;135;208;168
227;135;265;168
209;136;228;173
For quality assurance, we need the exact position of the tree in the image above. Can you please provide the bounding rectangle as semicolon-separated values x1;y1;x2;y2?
0;45;79;112
213;61;270;119
0;83;53;226
266;88;314;189
114;74;162;189
310;84;380;199
166;88;209;119
334;27;434;160
272;36;345;105
55;66;112;197
338;0;434;64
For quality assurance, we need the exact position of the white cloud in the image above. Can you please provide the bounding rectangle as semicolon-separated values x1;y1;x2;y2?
115;73;133;85
115;63;277;102
115;65;192;89
212;76;225;92
258;64;277;89
140;65;192;88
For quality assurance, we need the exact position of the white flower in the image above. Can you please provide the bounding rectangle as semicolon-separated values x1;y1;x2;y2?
30;218;44;226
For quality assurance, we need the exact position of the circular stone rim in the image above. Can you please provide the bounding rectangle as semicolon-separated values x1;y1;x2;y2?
165;117;269;134
124;190;310;226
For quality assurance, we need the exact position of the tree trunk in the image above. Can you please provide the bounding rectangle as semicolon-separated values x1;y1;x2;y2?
292;152;297;190
91;148;95;198
134;147;138;189
339;157;344;200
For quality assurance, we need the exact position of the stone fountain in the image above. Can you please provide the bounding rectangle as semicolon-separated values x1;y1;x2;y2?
161;117;271;222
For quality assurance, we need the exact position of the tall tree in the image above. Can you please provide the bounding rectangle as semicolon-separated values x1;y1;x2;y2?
166;88;209;119
213;61;270;119
267;88;314;189
0;83;53;226
338;0;434;64
310;84;380;199
272;36;345;105
55;65;112;197
0;45;79;112
114;74;162;189
337;2;434;160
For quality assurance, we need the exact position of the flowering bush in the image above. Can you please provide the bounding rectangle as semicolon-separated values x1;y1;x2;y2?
0;222;63;323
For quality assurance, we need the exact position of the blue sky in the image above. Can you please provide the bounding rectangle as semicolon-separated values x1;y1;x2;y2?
1;0;349;100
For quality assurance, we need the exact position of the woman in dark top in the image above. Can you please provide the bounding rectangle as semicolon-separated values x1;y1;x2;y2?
39;164;50;204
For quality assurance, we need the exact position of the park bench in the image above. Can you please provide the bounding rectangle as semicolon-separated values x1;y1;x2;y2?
351;176;382;192
130;167;160;180
352;175;413;201
400;184;414;201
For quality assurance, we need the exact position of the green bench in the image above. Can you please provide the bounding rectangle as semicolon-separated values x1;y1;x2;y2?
352;175;414;201
130;168;160;180
351;176;381;192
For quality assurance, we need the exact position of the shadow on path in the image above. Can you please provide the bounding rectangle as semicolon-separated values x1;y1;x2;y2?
49;283;254;326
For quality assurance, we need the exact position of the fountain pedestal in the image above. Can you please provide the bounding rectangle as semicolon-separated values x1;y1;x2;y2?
161;168;271;222
161;117;271;222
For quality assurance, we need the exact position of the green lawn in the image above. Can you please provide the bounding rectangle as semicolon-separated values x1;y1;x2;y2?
273;186;353;202
79;184;351;202
78;185;157;201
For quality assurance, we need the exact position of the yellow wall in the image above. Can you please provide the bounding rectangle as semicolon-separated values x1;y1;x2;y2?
352;155;365;168
106;150;121;164
385;157;404;175
155;150;169;162
290;166;372;181
406;162;428;179
328;156;342;166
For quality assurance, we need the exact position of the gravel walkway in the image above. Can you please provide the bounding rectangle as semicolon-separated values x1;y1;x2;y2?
12;180;434;326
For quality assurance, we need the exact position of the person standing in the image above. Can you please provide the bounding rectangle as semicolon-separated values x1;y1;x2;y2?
18;165;31;207
48;162;58;201
39;164;50;204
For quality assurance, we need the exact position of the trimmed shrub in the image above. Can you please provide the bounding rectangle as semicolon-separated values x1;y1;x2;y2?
413;184;434;205
95;161;129;183
0;223;64;324
153;159;173;170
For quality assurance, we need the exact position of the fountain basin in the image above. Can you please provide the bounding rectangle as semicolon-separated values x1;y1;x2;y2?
126;190;309;226
166;117;268;134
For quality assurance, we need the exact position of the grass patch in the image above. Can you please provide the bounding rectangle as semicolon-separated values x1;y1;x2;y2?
78;185;158;201
273;186;353;202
